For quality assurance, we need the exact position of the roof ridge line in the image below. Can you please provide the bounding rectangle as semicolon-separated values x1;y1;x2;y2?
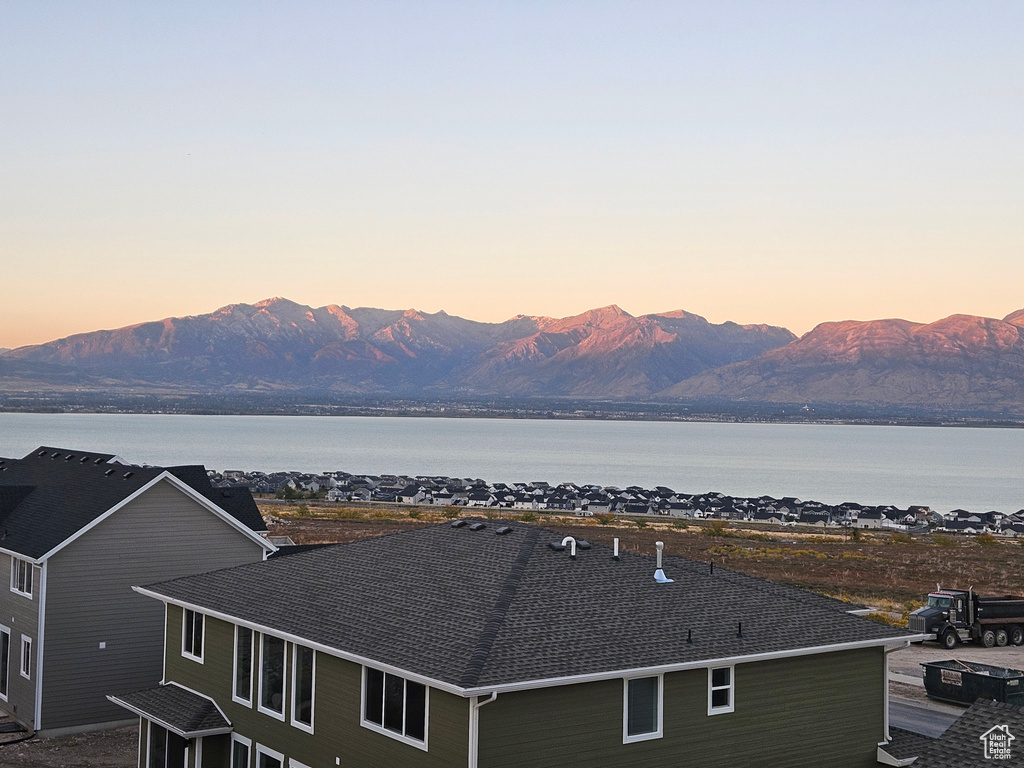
458;526;540;688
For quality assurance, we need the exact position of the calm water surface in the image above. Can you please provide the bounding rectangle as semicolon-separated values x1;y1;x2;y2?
0;413;1021;513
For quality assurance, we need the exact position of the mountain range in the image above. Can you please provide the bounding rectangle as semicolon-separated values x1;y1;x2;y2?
3;298;1024;415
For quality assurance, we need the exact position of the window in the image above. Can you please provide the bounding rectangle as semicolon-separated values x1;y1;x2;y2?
708;666;735;715
10;557;32;598
231;734;251;768
0;626;9;701
255;744;284;768
181;609;204;662
20;635;31;680
291;644;315;732
623;675;662;743
362;666;428;749
234;626;254;705
258;634;286;719
148;723;187;768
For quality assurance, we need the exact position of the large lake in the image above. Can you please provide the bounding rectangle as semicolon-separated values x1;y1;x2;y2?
0;413;1020;513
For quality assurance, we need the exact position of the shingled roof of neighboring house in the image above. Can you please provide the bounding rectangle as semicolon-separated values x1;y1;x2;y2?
912;699;1024;768
107;683;231;738
0;446;268;560
138;519;917;694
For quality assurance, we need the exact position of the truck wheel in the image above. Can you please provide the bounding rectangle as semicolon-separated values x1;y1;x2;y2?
1011;626;1024;646
996;629;1009;647
941;629;958;649
983;630;997;647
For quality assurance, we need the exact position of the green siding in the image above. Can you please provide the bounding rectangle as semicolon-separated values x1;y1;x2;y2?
164;607;470;768
478;647;886;768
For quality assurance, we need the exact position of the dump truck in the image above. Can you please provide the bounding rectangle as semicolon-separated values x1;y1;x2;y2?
909;586;1024;649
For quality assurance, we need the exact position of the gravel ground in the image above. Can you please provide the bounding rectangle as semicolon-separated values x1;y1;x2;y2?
890;640;1024;679
0;725;136;768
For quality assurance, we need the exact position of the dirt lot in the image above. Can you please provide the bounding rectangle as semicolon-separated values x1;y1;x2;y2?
0;725;136;768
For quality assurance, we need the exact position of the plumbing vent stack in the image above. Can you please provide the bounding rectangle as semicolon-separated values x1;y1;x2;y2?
561;536;577;559
653;541;674;583
613;538;620;560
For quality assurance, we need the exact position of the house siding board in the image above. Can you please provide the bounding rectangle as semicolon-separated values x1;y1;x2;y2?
41;480;265;730
164;609;469;768
0;554;40;727
478;647;884;768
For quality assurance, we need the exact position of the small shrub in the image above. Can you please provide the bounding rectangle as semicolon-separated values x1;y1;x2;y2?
976;533;999;547
408;509;420;519
705;520;729;537
635;519;649;530
441;506;460;520
594;513;616;526
296;504;310;516
671;519;689;530
932;534;956;547
518;511;537;522
865;611;906;627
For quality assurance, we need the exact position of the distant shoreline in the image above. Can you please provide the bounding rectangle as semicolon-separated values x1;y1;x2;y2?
1;395;1023;429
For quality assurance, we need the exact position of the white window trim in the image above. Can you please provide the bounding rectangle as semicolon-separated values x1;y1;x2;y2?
707;665;735;715
233;625;255;706
19;635;31;680
9;557;32;599
255;743;285;768
257;634;287;721
360;665;430;752
0;623;10;702
231;733;252;768
289;644;315;734
181;609;205;664
622;674;664;743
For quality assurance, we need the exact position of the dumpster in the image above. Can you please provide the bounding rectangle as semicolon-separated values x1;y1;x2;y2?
921;659;1024;705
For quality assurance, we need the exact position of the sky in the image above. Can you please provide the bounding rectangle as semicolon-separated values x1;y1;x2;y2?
1;1;1022;349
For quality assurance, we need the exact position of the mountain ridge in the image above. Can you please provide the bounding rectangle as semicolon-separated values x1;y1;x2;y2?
3;299;1024;414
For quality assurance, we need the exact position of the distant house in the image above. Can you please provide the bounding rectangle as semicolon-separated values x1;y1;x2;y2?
0;446;274;736
112;520;921;768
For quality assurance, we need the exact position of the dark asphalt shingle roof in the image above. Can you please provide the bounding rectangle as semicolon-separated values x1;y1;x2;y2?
142;519;913;691
913;699;1024;768
108;684;231;737
0;446;267;559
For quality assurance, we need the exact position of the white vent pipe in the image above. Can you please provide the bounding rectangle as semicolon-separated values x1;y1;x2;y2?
654;541;674;583
561;536;577;559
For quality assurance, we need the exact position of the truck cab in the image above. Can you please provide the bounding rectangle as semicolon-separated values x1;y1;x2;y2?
909;589;971;648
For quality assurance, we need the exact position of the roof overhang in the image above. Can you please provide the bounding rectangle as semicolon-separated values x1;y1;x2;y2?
136;587;928;699
107;683;232;738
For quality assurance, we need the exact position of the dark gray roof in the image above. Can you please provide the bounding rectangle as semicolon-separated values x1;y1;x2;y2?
108;684;230;737
141;519;912;692
885;727;937;761
0;446;267;559
913;699;1024;767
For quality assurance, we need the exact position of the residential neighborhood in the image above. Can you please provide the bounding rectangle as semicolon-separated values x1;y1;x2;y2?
218;468;1024;536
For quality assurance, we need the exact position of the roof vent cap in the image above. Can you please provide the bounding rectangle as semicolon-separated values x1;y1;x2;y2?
548;541;566;552
496;526;512;535
468;522;486;531
654;541;674;583
450;520;467;528
104;469;115;476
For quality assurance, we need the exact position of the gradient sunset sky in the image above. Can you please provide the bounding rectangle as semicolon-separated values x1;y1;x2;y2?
2;2;1022;349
